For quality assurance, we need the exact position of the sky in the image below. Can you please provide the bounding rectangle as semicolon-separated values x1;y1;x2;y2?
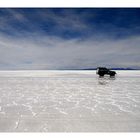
0;8;140;70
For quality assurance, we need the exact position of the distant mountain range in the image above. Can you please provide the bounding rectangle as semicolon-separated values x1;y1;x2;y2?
58;67;140;70
81;67;140;70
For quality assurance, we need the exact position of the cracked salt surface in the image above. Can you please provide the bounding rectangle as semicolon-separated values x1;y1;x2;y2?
0;70;140;132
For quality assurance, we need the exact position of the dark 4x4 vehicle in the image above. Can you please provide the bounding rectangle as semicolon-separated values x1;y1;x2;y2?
96;67;116;77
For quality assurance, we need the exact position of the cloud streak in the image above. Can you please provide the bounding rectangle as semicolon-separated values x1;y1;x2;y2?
0;8;140;69
0;32;140;70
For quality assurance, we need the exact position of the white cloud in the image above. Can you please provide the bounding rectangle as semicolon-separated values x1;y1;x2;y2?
0;33;140;70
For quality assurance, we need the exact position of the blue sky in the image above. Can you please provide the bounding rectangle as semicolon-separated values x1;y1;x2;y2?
0;8;140;69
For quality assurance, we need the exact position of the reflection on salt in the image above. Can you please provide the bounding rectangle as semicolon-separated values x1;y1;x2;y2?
98;76;116;85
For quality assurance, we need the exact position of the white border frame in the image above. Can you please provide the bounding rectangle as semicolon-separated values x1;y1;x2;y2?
0;0;140;140
0;0;140;7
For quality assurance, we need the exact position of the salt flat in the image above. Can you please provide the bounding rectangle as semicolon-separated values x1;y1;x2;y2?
0;70;140;132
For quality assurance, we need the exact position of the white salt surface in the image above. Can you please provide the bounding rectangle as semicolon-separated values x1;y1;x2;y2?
0;70;140;132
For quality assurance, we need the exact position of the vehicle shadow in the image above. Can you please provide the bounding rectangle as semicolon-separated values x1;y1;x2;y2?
98;76;116;85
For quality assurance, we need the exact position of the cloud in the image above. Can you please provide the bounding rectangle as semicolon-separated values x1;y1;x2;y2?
1;8;140;39
0;8;140;70
0;32;140;70
0;9;90;38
